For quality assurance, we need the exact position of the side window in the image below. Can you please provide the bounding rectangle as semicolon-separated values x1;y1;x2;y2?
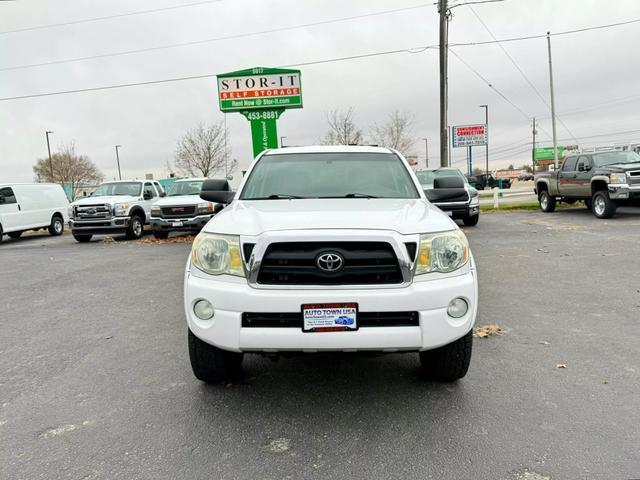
562;157;578;172
576;156;591;171
144;183;156;199
153;182;163;195
0;187;17;204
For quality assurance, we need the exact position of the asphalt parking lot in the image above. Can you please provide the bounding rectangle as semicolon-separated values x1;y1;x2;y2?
1;210;639;480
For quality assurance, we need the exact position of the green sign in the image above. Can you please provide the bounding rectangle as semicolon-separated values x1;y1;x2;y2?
242;109;283;156
217;67;303;158
535;146;564;160
217;67;302;113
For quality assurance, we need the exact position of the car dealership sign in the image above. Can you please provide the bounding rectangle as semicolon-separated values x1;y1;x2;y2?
452;124;488;148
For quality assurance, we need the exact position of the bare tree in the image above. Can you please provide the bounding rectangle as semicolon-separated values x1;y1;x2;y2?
322;107;363;145
33;142;103;200
175;122;235;178
369;110;415;158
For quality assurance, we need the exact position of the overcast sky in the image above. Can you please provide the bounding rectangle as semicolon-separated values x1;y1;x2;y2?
2;0;640;183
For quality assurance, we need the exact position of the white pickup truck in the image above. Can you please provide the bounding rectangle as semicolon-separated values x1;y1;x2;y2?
184;146;478;383
68;180;165;242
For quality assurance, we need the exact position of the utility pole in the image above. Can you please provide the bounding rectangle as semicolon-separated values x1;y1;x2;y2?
438;0;449;167
532;117;537;174
45;131;54;182
546;32;559;170
480;105;488;175
447;125;452;167
422;138;429;168
115;145;122;180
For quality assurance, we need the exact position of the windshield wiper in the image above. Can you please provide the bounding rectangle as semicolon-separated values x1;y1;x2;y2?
344;193;378;198
249;194;307;200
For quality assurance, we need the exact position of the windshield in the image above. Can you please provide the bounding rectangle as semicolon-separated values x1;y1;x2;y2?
415;169;465;185
167;180;204;196
240;152;419;199
92;182;141;197
591;151;640;167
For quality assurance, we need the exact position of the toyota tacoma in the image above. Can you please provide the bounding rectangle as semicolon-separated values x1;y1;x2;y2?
184;146;478;383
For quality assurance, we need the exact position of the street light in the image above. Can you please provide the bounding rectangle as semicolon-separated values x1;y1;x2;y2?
422;138;429;169
115;145;122;180
479;105;489;175
280;136;287;148
45;131;54;181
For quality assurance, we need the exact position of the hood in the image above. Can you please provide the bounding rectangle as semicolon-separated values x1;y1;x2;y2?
153;194;203;207
204;198;457;236
598;162;640;172
71;195;138;206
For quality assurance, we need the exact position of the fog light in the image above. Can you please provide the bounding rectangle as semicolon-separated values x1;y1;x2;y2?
193;299;214;320
447;298;468;318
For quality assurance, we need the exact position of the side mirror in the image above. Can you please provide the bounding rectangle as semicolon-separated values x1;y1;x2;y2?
433;176;465;189
213;203;225;214
578;164;585;172
143;191;153;200
200;179;234;204
159;191;167;197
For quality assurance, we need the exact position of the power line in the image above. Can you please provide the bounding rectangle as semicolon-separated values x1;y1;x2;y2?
2;14;640;102
0;3;434;72
466;4;579;144
0;0;223;35
0;46;438;102
449;17;640;47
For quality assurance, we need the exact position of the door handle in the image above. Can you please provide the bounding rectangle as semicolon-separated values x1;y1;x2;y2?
17;204;21;211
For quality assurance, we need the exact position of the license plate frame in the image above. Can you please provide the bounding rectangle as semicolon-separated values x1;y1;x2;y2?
171;221;184;227
301;303;358;332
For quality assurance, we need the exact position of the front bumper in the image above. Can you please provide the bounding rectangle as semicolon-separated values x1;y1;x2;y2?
608;183;640;200
150;214;213;232
184;256;478;353
433;201;479;219
69;217;130;234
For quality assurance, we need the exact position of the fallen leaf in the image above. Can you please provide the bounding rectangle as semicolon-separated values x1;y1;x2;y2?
555;363;567;369
539;341;550;345
137;235;195;245
473;324;503;338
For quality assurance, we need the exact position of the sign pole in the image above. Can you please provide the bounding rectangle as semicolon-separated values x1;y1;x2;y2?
467;146;473;176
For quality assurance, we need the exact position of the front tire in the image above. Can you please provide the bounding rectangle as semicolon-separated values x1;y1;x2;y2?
7;231;22;239
126;214;144;240
539;190;556;212
49;215;64;236
188;330;243;383
72;233;92;243
420;330;473;381
152;230;169;240
463;213;479;226
592;190;617;219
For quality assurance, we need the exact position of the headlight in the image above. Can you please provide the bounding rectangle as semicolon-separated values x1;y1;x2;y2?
197;202;214;215
191;233;244;277
610;173;627;184
150;206;161;217
415;230;469;275
114;203;129;216
68;205;74;218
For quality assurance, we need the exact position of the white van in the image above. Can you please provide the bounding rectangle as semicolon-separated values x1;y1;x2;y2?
0;183;69;242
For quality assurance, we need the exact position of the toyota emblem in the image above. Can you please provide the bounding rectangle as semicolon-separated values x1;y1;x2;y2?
316;252;344;272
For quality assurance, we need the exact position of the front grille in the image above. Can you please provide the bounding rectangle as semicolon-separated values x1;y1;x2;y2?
628;171;640;185
242;311;419;328
75;204;111;220
257;242;404;285
160;205;196;218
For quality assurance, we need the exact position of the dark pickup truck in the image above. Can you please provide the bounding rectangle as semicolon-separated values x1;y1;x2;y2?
534;150;640;218
468;173;511;190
